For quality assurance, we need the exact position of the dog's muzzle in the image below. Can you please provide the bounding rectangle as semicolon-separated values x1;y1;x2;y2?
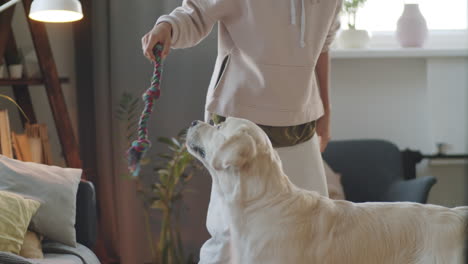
187;120;206;159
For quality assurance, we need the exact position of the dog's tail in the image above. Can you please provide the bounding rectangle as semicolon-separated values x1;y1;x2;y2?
453;207;468;263
454;206;468;225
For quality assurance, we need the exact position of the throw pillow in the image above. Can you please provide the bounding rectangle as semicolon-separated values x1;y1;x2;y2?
19;231;43;259
0;191;40;255
0;155;82;246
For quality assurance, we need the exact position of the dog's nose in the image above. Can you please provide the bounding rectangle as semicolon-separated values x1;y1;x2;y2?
191;120;199;127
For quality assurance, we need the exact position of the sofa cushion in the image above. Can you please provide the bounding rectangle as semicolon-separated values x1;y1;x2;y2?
0;155;82;246
20;231;44;259
0;191;40;254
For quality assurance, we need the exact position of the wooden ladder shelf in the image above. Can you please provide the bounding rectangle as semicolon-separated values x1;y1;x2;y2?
0;0;82;168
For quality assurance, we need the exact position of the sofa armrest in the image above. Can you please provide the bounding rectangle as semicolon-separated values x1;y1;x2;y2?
76;180;97;249
384;176;437;203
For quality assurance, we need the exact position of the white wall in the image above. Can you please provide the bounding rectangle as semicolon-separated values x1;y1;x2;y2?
330;56;467;207
0;3;78;167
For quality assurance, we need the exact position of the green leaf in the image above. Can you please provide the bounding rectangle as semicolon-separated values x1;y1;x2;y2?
158;137;177;147
115;109;126;118
168;146;179;152
151;200;166;210
158;169;170;176
158;153;173;160
140;158;151;165
118;102;129;110
129;97;140;109
119;173;133;179
160;172;169;185
171;137;181;147
127;120;139;129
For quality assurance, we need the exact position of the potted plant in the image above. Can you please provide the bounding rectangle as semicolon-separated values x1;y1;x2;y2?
116;92;200;264
0;94;30;123
337;0;370;49
8;49;24;79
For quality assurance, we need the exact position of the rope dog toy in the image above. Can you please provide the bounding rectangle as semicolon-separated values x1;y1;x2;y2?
127;43;164;176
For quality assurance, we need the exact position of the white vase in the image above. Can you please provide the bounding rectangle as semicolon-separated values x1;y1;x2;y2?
396;4;428;48
8;64;23;79
337;29;371;49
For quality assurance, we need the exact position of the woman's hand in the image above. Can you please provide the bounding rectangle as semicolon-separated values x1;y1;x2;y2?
141;22;172;61
316;110;331;153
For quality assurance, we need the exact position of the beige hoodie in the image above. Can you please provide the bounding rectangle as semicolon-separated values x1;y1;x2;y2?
157;0;343;126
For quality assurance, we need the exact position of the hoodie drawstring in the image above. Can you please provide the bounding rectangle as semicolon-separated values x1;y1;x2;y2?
300;0;306;47
290;0;296;25
290;0;306;47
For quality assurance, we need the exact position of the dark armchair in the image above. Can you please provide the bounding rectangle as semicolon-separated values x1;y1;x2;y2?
322;139;437;203
76;180;98;249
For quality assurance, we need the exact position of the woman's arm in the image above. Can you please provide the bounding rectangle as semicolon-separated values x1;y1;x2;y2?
143;0;229;61
315;0;343;152
315;51;331;152
316;51;331;112
156;0;219;49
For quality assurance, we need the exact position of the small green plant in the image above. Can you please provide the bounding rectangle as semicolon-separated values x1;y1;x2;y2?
116;92;200;264
151;132;199;264
0;94;30;123
343;0;367;30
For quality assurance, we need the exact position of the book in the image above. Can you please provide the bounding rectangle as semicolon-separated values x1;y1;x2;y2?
29;137;43;163
0;109;13;158
25;123;52;165
12;131;32;161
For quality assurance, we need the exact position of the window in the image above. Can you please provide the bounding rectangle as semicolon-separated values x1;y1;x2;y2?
345;0;468;32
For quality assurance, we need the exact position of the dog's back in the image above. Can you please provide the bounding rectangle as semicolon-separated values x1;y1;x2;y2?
232;185;468;264
417;205;467;264
313;200;468;264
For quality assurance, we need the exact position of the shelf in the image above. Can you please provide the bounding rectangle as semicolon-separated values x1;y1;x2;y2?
423;154;468;159
429;159;468;166
0;77;69;86
425;153;468;166
331;48;468;59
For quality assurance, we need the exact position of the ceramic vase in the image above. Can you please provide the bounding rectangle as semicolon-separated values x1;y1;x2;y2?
396;4;428;47
8;64;23;79
337;29;371;49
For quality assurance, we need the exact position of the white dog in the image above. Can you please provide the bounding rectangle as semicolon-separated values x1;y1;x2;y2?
186;117;467;264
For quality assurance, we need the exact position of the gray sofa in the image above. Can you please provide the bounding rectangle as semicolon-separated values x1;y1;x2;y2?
322;139;437;203
36;180;99;264
0;180;100;264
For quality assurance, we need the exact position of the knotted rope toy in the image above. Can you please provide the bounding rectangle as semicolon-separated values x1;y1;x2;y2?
127;43;164;176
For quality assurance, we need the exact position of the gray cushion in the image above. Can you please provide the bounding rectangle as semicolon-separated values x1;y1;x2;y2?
0;155;82;246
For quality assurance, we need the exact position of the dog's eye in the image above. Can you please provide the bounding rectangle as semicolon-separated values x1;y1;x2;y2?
216;125;221;130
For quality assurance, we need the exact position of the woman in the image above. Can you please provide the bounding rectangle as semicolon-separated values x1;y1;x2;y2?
142;0;343;262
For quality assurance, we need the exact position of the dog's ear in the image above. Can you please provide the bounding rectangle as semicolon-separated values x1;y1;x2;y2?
211;129;257;171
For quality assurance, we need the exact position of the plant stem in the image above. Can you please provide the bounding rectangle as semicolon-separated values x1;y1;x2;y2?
160;208;172;263
352;11;356;29
143;206;158;263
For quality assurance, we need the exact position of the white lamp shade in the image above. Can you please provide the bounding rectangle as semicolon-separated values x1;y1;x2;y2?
29;0;83;23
